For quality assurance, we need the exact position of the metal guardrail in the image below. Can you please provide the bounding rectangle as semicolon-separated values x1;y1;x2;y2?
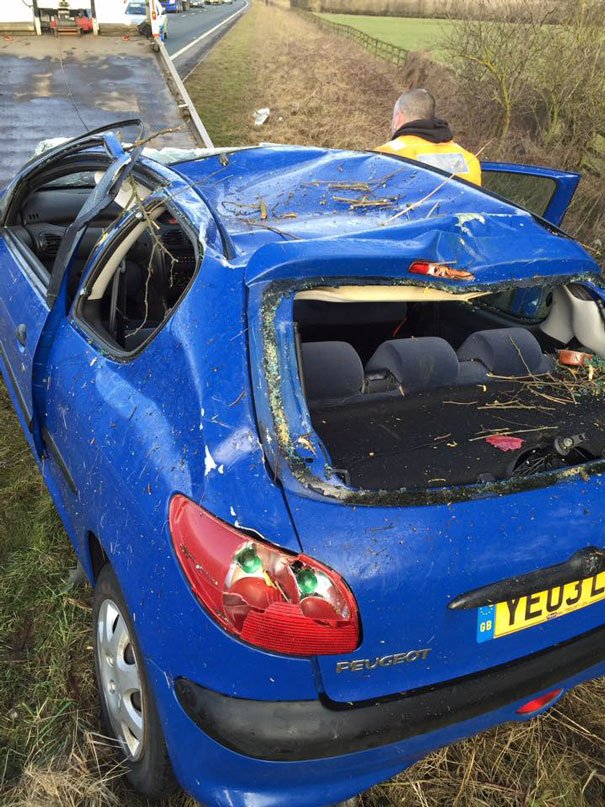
299;10;408;67
157;40;214;148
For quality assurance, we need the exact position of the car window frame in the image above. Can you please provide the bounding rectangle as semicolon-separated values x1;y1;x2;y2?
1;226;51;293
2;151;170;296
72;193;203;363
2;154;124;294
480;161;581;227
480;171;558;220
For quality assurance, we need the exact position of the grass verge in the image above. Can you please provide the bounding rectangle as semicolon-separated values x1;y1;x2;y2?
0;381;195;805
187;1;403;149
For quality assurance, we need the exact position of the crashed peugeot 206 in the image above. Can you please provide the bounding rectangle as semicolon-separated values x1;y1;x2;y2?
2;119;605;806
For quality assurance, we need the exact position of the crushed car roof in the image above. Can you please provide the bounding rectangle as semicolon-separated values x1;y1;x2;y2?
172;145;600;284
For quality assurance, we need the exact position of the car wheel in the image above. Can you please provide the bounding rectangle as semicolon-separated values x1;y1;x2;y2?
93;564;177;798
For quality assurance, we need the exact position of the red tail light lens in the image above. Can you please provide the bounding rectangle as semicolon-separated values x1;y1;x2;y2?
516;688;563;715
169;495;360;656
409;260;475;281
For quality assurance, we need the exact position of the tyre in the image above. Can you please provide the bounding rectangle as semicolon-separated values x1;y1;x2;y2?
92;564;177;798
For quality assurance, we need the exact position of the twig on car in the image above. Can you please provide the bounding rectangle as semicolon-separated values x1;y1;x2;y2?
469;425;558;441
443;399;479;405
478;401;556;411
129;124;187;149
332;195;398;209
122;177;180;340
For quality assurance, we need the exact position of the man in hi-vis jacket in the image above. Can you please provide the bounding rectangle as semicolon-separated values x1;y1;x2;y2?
376;89;482;186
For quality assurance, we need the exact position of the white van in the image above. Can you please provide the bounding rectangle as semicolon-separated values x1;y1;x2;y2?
124;0;167;38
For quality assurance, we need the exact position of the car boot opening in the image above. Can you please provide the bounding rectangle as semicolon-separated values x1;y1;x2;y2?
294;283;605;491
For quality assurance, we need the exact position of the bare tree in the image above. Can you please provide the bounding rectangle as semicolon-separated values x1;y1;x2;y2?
443;0;562;140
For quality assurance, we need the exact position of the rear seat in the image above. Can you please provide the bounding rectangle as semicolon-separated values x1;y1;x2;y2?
364;329;552;394
457;328;554;376
301;341;364;406
302;329;553;406
365;337;459;393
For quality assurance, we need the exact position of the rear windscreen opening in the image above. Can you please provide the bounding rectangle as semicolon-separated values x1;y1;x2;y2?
294;283;605;492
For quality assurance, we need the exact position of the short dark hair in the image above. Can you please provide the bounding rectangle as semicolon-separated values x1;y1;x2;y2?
394;89;436;122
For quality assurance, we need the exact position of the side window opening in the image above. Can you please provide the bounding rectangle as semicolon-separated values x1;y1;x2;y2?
78;206;199;353
293;284;605;493
481;171;557;219
7;164;114;283
6;160;153;288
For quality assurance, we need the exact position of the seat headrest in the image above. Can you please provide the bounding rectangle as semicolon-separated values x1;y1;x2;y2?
365;337;459;392
301;341;364;403
457;328;552;376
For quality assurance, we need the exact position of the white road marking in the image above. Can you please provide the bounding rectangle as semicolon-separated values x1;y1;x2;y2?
170;0;249;60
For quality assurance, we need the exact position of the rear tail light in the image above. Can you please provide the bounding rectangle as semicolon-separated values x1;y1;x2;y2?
516;688;563;715
408;260;475;281
169;495;360;656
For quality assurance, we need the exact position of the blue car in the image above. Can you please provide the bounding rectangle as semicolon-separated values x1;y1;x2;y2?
1;120;605;805
160;0;182;11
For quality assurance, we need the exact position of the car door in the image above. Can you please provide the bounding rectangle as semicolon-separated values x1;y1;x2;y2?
481;162;580;227
0;119;144;443
39;174;210;568
0;231;49;432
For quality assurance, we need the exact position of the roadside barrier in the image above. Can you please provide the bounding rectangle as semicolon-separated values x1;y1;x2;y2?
298;9;408;66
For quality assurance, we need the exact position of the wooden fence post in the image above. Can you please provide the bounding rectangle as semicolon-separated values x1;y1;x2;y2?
299;9;408;67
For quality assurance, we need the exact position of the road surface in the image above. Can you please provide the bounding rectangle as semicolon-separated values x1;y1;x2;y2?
0;36;201;188
0;2;248;185
166;0;248;75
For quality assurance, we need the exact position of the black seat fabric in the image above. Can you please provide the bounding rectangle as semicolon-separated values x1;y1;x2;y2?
457;360;489;385
301;341;364;404
457;328;553;376
365;337;459;392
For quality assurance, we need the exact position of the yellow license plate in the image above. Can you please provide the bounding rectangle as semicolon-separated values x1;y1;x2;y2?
476;571;605;642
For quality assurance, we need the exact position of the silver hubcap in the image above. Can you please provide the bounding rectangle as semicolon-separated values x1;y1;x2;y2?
96;598;144;761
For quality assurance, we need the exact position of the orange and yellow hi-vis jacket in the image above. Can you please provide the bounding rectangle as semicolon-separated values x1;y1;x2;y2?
376;118;482;186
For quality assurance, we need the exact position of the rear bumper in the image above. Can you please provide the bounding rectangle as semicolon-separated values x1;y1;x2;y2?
175;622;605;762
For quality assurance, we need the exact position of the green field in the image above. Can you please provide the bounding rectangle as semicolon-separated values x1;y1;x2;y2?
318;14;457;58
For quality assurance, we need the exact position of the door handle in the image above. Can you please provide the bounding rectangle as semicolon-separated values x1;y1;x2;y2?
16;324;27;347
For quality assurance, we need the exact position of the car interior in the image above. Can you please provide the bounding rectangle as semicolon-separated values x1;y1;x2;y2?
295;284;605;491
79;203;199;352
6;166;199;352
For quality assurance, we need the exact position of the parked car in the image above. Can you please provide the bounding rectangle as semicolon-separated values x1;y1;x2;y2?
160;0;183;11
1;120;604;806
125;0;167;38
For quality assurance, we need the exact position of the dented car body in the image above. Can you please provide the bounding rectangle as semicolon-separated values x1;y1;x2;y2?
1;122;605;805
